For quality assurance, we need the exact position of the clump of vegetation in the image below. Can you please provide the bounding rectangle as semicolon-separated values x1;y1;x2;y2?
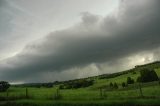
138;68;159;83
127;77;134;84
0;81;10;92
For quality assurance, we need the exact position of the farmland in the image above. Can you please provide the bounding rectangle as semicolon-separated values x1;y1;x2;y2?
1;62;160;106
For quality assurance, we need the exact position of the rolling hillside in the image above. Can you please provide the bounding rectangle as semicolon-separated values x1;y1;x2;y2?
0;61;160;106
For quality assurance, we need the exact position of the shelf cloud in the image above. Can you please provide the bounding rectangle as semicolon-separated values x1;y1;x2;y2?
0;0;160;83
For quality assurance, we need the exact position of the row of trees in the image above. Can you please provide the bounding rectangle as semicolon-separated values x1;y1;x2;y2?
109;76;135;89
59;79;94;89
14;81;61;88
109;82;118;89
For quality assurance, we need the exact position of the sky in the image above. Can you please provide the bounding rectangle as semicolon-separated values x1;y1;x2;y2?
0;0;160;83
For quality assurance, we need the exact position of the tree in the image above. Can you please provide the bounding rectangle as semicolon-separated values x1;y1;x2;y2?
122;82;126;88
113;82;118;89
0;81;10;92
140;68;159;83
109;82;113;88
127;77;134;84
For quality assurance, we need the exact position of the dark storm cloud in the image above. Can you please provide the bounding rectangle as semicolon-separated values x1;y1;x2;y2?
0;0;160;82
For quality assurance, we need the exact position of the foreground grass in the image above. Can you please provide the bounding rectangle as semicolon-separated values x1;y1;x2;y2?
1;99;160;106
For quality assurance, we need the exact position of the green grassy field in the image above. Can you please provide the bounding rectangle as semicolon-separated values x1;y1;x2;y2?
0;67;160;106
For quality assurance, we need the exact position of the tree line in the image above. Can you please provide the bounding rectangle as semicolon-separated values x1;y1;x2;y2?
59;79;94;89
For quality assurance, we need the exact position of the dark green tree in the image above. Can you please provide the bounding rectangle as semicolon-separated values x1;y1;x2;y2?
113;82;118;89
127;77;134;84
0;81;10;92
140;68;159;83
109;82;113;88
122;82;126;88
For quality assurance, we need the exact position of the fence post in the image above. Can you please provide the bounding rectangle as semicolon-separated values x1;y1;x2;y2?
100;88;103;98
54;88;62;100
26;88;28;98
6;90;9;101
57;89;59;96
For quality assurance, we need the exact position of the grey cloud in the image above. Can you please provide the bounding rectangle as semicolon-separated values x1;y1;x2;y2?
0;0;160;82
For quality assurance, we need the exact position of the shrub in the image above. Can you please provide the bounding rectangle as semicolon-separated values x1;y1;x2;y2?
0;81;10;92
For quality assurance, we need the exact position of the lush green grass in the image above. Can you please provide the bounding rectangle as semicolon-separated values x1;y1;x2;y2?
1;99;160;106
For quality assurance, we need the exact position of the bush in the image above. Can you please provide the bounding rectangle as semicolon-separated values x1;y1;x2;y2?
127;77;134;84
139;68;159;83
0;81;10;92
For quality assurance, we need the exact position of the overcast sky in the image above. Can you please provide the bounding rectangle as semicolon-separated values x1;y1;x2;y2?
0;0;160;83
